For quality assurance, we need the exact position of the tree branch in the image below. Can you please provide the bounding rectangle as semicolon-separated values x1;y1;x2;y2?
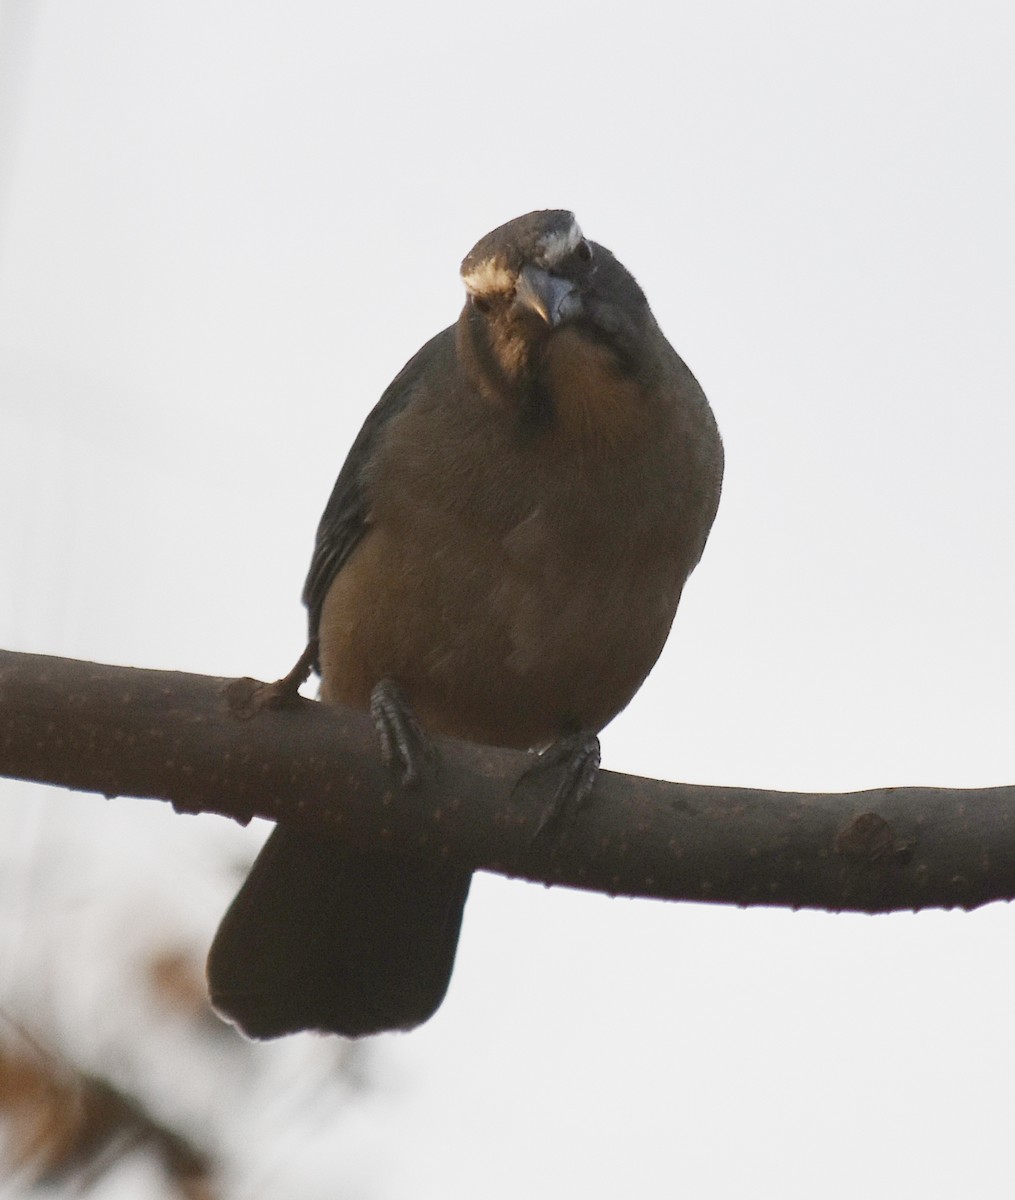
1;647;1013;914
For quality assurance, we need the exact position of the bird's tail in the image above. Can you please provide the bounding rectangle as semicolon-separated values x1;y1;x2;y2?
207;824;471;1038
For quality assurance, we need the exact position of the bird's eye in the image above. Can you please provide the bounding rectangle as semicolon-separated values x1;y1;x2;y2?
575;238;593;263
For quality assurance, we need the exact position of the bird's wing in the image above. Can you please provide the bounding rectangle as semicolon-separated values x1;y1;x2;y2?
302;327;454;644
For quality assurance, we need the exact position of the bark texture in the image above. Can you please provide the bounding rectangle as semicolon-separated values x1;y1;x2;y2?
1;648;1013;914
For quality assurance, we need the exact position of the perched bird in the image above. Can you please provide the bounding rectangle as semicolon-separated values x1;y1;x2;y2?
207;209;723;1038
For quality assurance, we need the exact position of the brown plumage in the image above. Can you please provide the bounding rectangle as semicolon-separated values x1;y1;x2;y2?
207;210;723;1038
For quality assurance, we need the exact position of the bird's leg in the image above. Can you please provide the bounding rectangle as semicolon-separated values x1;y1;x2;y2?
520;731;601;841
370;679;435;787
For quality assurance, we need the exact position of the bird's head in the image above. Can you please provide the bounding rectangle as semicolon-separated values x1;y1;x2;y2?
457;210;651;404
461;209;591;329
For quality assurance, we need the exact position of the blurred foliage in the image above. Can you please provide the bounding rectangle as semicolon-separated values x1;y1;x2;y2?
0;1031;215;1199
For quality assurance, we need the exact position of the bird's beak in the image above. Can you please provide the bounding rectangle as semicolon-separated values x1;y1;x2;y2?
514;264;581;327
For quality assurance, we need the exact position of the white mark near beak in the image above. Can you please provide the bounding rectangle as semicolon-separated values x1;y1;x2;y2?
461;258;515;298
538;218;584;269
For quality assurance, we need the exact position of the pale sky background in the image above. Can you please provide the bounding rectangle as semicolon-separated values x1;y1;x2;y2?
1;2;1014;1197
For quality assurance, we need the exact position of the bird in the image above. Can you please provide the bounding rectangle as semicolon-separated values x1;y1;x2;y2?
206;209;723;1039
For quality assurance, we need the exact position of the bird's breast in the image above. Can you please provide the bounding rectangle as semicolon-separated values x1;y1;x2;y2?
318;326;722;748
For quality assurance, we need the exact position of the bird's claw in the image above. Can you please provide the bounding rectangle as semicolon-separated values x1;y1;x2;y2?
520;731;601;842
370;679;434;787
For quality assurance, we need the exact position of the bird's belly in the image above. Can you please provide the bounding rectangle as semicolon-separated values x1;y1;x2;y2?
318;517;683;750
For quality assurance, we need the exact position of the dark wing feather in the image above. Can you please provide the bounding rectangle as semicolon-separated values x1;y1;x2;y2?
302;327;454;645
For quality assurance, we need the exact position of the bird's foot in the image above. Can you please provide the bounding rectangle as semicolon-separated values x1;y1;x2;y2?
520;731;601;842
370;679;434;787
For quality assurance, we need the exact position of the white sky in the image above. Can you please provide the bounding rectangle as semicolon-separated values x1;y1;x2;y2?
1;2;1014;1197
